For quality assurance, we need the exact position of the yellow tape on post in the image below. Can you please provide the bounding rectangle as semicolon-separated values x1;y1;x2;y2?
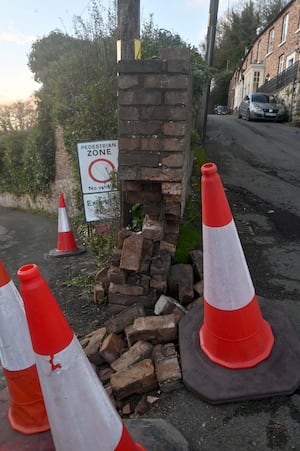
134;39;141;59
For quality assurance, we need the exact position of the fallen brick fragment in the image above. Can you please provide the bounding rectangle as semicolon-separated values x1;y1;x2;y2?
152;343;182;392
79;327;107;365
122;403;132;415
120;233;144;271
190;249;203;280
108;289;157;312
109;282;145;296
95;266;109;285
154;294;187;321
104;304;145;334
93;283;106;304
193;280;204;297
111;340;153;372
150;274;167;295
168;264;194;305
125;314;177;346
96;365;114;385
107;266;127;284
110;359;157;400
117;228;132;249
142;216;164;241
132;397;149;417
100;333;126;364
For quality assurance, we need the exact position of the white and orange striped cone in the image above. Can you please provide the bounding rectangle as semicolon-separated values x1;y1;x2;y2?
179;162;300;404
0;260;49;434
17;263;145;451
199;162;274;368
49;193;86;257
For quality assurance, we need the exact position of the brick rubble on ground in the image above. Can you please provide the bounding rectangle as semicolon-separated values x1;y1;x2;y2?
80;231;204;416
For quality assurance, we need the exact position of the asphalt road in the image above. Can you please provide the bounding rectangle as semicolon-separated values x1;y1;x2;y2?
1;116;300;450
204;114;300;303
0;208;58;284
144;115;300;450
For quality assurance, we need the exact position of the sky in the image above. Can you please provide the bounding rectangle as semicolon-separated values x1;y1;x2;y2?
0;0;230;104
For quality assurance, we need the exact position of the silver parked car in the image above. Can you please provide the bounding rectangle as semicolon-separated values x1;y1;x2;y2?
238;93;288;122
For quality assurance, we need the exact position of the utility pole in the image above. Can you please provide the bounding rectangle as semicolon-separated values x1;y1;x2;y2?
201;0;219;144
117;0;141;61
117;0;141;227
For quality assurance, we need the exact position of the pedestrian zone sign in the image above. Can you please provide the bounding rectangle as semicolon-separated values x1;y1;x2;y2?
77;140;119;222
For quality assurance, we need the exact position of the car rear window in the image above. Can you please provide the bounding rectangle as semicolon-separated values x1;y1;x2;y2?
252;94;278;103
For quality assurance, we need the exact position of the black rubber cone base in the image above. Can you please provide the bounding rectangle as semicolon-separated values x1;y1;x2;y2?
125;418;190;451
0;388;190;451
179;298;300;405
49;247;86;257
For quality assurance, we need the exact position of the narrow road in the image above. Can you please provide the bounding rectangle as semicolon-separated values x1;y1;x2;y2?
205;115;300;306
0;208;57;284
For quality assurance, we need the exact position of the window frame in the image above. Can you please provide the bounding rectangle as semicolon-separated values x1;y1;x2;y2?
268;28;274;53
281;14;289;43
278;54;285;74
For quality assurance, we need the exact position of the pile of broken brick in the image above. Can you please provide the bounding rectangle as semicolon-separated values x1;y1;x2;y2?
80;224;204;417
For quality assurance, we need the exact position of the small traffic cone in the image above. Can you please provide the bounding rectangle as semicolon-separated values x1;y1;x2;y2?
49;193;86;257
17;263;145;451
0;260;49;434
179;162;300;404
199;162;274;368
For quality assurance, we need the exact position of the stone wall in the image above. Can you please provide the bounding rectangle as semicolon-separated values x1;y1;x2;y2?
117;48;193;230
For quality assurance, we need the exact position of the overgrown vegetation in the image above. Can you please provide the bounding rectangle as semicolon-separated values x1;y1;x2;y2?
0;99;55;197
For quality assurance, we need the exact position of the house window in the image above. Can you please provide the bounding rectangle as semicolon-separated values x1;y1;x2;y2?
281;14;289;43
253;71;260;91
278;54;284;74
268;29;274;53
287;57;294;68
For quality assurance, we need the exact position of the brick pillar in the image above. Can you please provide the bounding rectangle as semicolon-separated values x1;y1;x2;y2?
117;48;193;231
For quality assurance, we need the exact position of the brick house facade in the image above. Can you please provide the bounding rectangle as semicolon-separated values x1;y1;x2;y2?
228;0;300;122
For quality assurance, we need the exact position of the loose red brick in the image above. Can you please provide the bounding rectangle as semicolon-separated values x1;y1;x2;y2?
111;340;153;372
110;359;157;400
100;333;126;364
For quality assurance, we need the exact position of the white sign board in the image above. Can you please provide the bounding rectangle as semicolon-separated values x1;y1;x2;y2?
77;140;119;222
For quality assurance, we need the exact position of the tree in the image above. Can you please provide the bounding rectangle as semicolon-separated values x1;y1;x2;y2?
141;14;185;58
141;15;210;131
209;0;290;108
256;0;289;27
214;1;260;71
0;100;37;134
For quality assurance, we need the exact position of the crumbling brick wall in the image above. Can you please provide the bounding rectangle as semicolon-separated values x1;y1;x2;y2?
117;48;193;229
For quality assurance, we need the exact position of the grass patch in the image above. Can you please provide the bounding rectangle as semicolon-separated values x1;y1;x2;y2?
173;223;201;264
173;141;208;264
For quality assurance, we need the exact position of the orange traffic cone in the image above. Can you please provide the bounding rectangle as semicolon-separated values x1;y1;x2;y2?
0;260;49;434
179;162;300;404
17;263;145;451
199;162;274;368
49;193;86;257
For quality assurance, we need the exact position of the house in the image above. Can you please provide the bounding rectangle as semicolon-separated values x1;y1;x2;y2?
228;0;300;123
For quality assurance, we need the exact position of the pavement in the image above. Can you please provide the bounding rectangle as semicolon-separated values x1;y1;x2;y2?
0;388;189;451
